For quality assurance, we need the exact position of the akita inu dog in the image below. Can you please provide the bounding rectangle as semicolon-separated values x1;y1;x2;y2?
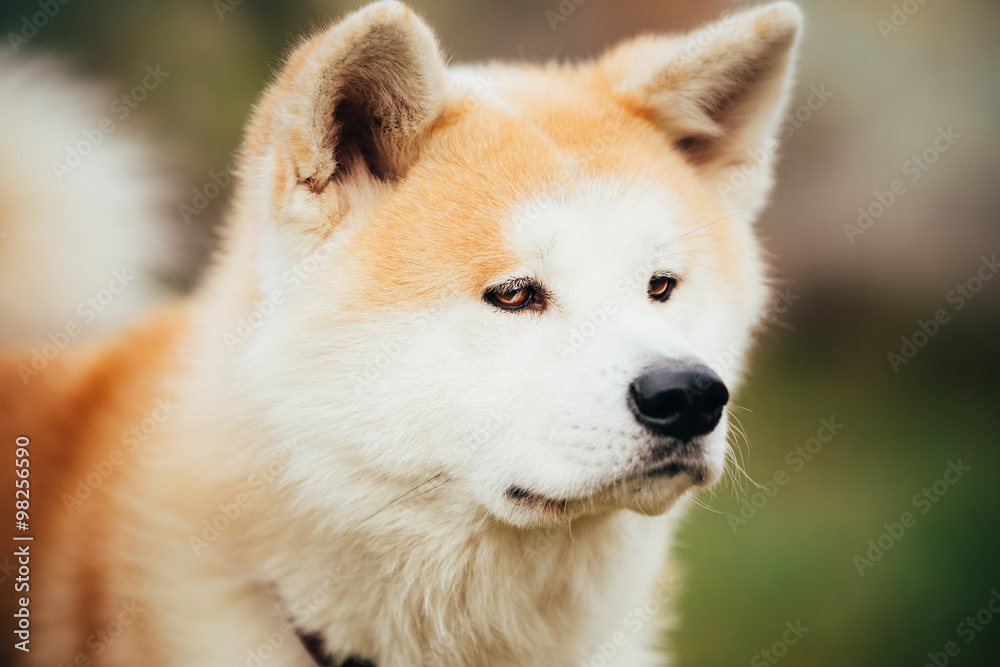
1;2;802;665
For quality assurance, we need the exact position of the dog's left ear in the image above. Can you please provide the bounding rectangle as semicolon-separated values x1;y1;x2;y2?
602;2;803;209
252;1;445;231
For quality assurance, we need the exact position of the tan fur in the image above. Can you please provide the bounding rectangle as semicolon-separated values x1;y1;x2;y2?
1;2;801;665
0;309;188;664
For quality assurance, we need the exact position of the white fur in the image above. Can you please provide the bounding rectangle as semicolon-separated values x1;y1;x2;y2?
137;3;799;665
9;3;801;666
0;57;178;344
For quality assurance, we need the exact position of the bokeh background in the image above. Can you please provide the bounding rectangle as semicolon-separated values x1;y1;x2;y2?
3;0;998;665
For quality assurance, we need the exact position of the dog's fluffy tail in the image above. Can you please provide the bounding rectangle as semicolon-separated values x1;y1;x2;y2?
0;57;180;345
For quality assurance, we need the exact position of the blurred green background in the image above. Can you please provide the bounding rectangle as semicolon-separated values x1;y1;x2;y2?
3;0;997;664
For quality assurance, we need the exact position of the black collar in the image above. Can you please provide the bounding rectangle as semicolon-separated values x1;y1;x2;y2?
295;629;376;667
296;630;336;666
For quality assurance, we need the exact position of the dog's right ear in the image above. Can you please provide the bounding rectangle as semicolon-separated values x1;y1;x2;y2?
600;2;802;214
250;1;445;230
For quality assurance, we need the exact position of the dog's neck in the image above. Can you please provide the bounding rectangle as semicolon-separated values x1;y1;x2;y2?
224;473;678;667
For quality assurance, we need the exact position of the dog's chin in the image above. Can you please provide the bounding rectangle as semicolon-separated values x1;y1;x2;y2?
624;472;704;516
495;457;721;528
604;459;720;517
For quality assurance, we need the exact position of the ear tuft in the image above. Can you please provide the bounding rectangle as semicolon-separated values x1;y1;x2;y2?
750;2;804;40
264;1;445;193
604;2;803;168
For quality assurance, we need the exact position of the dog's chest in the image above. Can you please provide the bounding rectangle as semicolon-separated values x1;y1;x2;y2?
275;514;671;667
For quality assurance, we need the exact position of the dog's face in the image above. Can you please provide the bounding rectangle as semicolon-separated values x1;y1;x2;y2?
238;1;800;527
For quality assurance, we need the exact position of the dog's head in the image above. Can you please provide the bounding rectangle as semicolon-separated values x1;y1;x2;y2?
234;1;801;527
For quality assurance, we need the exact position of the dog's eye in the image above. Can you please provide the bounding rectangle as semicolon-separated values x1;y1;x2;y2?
485;281;538;311
648;274;678;302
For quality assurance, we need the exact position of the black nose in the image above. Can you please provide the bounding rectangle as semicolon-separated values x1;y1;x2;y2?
628;363;729;441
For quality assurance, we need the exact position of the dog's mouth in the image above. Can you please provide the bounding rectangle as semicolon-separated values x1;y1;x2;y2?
504;485;571;514
644;458;710;484
504;456;712;518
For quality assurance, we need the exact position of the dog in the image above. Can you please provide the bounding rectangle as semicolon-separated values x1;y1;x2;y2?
0;2;801;665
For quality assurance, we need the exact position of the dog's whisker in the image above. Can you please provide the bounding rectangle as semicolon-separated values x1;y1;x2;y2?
724;411;760;499
724;442;752;496
335;473;448;541
493;552;529;599
687;491;726;515
654;208;760;252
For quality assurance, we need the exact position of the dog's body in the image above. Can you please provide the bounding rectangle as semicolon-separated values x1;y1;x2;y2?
1;3;801;665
